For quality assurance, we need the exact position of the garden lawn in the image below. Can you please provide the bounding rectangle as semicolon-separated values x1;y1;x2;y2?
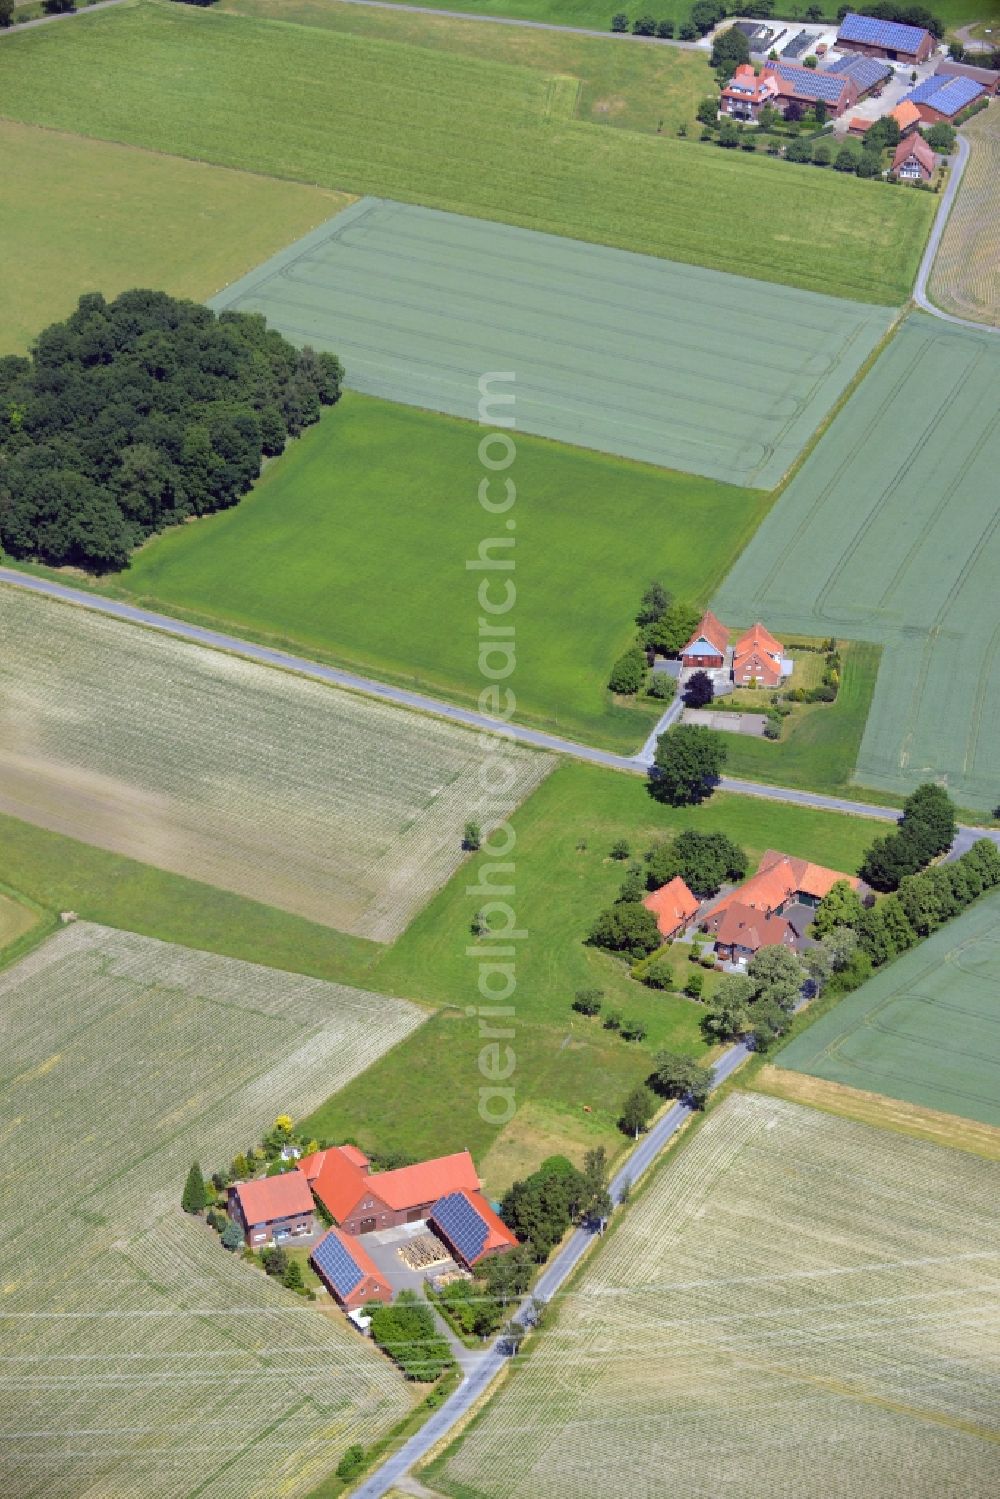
714;314;1000;812
118;393;771;751
303;762;878;1174
776;889;1000;1129
721;641;884;799
0;119;350;354
0;1;935;303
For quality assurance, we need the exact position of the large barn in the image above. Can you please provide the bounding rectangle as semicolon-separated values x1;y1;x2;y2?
835;13;934;65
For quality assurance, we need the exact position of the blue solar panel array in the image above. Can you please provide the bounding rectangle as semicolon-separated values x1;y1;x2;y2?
312;1231;363;1298
904;74;985;112
773;63;852;104
838;13;929;51
431;1193;489;1263
824;54;892;92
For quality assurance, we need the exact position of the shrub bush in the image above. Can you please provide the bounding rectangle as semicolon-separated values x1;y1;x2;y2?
643;958;675;990
608;645;646;694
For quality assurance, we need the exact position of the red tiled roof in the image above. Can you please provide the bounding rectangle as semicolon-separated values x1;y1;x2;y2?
372;1151;480;1212
338;1144;370;1169
231;1171;314;1227
890;100;921;130
711;901;795;954
734;622;783;665
303;1147;370;1223
682;610;729;658
304;1146;481;1223
704;851;859;925
893;134;936;172
643;876;699;937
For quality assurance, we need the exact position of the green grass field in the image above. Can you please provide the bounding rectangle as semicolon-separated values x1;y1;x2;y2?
209;198;895;487
302;762;878;1170
721;641;883;798
714;315;1000;812
223;0;992;38
777;889;1000;1128
222;0;709;137
116;392;770;751
430;1093;1000;1499
0;1;934;303
0;118;350;354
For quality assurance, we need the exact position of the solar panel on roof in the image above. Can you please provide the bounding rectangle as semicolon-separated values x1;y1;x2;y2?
774;64;850;103
824;54;892;90
312;1232;363;1297
431;1193;489;1263
904;74;984;111
838;13;928;51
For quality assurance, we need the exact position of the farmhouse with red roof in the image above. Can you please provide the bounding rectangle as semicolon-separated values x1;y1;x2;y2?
429;1191;518;1269
732;622;791;688
708;902;800;965
643;875;699;939
310;1226;393;1310
298;1145;481;1234
702;851;862;963
227;1171;316;1249
892;134;936;182
680;611;729;671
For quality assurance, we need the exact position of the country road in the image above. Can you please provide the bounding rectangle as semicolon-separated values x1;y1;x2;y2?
351;1040;751;1499
4;567;996;836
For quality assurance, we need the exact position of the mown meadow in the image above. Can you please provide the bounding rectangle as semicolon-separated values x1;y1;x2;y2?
0;1;934;303
118;392;772;752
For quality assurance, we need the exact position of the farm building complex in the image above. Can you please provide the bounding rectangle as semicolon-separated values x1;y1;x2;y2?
721;61;858;120
300;1145;482;1233
679;612;791;688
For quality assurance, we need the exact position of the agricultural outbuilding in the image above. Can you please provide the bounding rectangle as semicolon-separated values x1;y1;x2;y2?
429;1191;518;1270
903;74;988;122
835;13;934;65
299;1145;481;1234
311;1227;393;1310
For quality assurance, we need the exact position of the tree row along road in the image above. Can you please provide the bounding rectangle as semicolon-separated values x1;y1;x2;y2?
4;567;996;837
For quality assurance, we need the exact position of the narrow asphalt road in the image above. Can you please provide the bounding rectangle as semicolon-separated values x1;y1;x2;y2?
352;1041;750;1499
0;0;125;37
5;567;996;837
325;0;706;47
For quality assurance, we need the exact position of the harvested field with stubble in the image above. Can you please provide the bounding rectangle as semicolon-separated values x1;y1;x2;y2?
432;1093;1000;1499
0;589;550;940
0;921;421;1498
929;107;1000;328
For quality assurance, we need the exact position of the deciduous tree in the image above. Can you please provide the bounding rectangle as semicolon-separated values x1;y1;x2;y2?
650;725;727;805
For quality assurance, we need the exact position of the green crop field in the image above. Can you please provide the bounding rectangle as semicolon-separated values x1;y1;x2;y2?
431;1093;1000;1499
0;118;350;355
210;198;895;487
302;762;878;1174
117;393;770;751
0;586;551;940
714;315;1000;812
0;2;934;303
777;889;1000;1127
0;921;420;1498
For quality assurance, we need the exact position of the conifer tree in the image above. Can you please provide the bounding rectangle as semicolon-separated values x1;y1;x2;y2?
182;1160;207;1215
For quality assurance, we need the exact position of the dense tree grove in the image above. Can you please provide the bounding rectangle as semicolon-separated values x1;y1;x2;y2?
369;1291;453;1381
0;290;343;571
859;783;957;891
646;829;748;898
500;1156;588;1260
